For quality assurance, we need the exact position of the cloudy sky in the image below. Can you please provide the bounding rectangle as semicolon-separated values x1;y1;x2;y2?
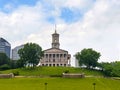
0;0;120;66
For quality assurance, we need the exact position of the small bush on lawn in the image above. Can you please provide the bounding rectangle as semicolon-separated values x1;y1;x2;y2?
64;70;69;73
0;64;11;70
12;71;19;76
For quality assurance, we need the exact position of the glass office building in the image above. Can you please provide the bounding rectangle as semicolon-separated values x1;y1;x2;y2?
12;45;24;60
0;38;11;58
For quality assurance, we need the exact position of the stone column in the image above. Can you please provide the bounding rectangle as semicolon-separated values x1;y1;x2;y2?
47;54;48;66
51;54;53;66
44;54;46;64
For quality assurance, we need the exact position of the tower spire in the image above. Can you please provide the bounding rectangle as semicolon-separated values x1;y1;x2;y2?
55;24;57;33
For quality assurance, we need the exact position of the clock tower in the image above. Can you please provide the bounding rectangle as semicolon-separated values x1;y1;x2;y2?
52;29;60;48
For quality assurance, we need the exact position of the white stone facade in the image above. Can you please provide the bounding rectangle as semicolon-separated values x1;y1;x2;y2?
40;48;71;66
40;30;71;67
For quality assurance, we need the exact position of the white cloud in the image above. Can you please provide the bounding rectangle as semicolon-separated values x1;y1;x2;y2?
56;0;120;63
43;0;94;9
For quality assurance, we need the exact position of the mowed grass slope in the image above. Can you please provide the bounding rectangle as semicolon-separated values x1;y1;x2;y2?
1;67;103;76
0;67;120;90
0;77;120;90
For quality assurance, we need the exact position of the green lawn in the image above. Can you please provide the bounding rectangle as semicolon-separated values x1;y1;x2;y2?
1;67;103;77
0;77;120;90
0;67;119;90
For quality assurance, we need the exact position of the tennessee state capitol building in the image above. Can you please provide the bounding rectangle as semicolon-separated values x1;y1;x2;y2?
40;29;71;67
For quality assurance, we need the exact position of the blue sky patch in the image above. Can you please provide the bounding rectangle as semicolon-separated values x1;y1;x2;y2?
60;7;83;23
0;0;39;13
47;16;55;24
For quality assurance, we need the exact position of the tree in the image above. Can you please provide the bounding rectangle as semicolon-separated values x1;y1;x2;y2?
99;61;120;77
75;48;101;69
0;53;10;66
18;43;44;67
16;59;25;68
9;60;18;69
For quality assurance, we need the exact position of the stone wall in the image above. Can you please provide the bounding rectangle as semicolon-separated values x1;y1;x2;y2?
62;73;85;78
0;73;14;78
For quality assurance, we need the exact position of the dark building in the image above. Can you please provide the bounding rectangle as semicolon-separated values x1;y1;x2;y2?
0;38;11;58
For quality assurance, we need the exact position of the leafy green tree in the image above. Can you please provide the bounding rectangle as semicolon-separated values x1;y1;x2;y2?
9;60;18;69
16;59;25;68
18;43;44;67
111;61;120;76
100;61;120;77
75;48;101;69
0;53;10;66
99;62;113;76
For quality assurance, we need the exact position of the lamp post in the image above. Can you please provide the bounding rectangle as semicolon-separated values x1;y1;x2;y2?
45;83;47;90
93;83;96;90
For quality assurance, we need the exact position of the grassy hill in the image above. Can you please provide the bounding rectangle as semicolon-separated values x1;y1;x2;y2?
0;67;103;77
0;67;120;90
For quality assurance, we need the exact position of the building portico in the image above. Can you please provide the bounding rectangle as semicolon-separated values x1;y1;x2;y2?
41;48;71;66
40;29;71;67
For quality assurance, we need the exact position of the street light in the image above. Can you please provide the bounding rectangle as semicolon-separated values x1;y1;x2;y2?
45;83;48;90
93;83;96;90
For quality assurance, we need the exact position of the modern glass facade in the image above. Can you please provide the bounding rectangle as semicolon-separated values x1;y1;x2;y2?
0;38;11;58
12;45;24;60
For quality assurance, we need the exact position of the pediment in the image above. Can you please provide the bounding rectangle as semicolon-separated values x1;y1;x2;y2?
44;48;68;53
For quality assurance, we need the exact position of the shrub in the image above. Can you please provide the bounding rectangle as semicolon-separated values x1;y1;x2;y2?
0;64;11;70
64;70;69;73
12;71;19;76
